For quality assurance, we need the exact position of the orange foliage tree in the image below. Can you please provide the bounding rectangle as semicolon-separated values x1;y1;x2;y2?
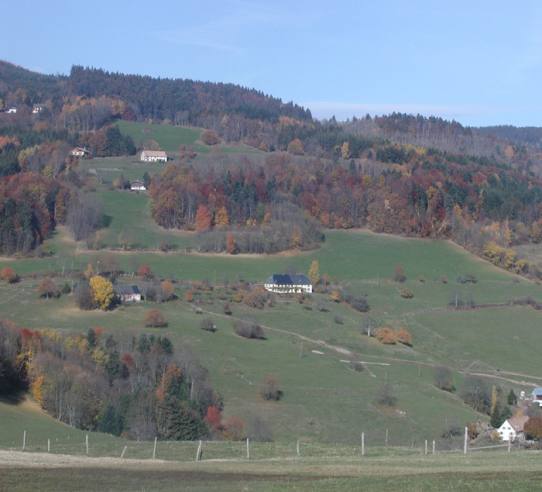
195;205;212;232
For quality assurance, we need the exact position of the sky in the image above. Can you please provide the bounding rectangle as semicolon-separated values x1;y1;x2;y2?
1;0;541;126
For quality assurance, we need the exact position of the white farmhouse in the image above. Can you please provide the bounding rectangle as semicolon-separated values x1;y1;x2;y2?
6;107;17;114
497;415;528;442
70;147;89;158
130;180;146;191
32;104;44;114
531;387;542;406
264;274;312;294
140;150;167;163
115;285;142;303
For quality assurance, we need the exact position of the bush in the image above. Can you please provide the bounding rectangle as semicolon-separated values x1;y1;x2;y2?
38;278;60;299
400;288;414;299
457;274;477;284
375;327;397;344
375;384;397;407
434;366;455;392
244;288;268;309
396;327;413;346
350;361;365;372
317;302;329;312
75;281;95;310
201;129;220;146
334;315;344;325
0;267;19;283
223;302;232;315
161;280;175;301
394;265;406;283
200;318;217;332
144;309;168;328
260;375;282;401
349;296;370;312
234;321;265;340
61;282;72;295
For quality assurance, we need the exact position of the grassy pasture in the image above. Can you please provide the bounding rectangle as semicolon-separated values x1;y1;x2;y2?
116;120;259;154
2;170;542;447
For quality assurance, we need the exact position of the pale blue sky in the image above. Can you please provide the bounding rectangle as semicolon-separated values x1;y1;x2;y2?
2;0;541;126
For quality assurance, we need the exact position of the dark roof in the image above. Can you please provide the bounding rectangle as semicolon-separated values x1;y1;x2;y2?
115;285;140;295
533;388;542;397
266;274;311;285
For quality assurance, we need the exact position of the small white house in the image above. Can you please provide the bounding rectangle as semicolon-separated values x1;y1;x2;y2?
264;274;312;294
140;150;167;163
32;104;44;114
130;180;146;191
70;147;89;158
497;415;528;442
115;285;142;303
6;107;17;114
531;388;542;406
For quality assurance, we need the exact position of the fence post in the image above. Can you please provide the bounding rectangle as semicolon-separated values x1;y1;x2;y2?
121;446;127;458
85;434;89;455
432;440;435;455
508;438;511;453
385;428;389;447
246;438;250;460
463;427;468;455
152;437;157;460
296;439;300;457
196;440;202;461
47;438;50;453
361;432;365;457
424;440;428;455
22;430;26;451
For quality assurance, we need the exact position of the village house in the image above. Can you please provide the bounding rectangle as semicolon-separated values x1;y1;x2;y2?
32;104;44;114
497;414;529;442
115;285;142;303
264;274;312;294
70;147;89;158
130;180;146;191
140;150;167;163
531;387;542;406
6;107;17;114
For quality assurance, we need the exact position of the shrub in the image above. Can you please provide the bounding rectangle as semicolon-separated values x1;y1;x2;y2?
434;366;455;392
200;318;217;332
244;288;268;309
375;384;397;407
375;327;397;344
222;416;245;441
61;282;72;295
223;302;232;315
334;315;344;325
349;297;370;312
457;274;477;284
185;290;194;302
161;280;175;301
350;361;365;372
317;302;329;312
201;129;220;146
400;288;414;299
144;309;168;328
38;278;60;299
260;375;282;401
394;265;406;283
0;267;19;283
137;264;153;279
329;290;342;302
234;321;265;340
396;327;413;346
75;281;95;310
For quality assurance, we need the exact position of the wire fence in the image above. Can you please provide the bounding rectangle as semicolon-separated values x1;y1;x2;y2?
0;427;526;463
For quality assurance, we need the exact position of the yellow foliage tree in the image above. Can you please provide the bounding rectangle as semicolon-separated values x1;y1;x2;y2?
31;375;45;406
308;260;320;286
89;275;114;310
341;141;350;159
215;206;230;227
